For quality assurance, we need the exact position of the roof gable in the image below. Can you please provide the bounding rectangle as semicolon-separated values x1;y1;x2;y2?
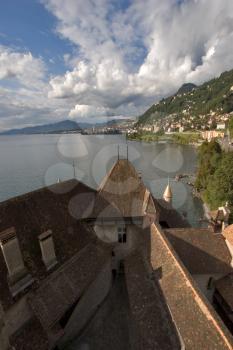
94;159;151;218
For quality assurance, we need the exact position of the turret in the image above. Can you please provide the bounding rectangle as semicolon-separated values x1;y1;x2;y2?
163;179;172;204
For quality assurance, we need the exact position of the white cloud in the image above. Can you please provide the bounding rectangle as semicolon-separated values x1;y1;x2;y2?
2;0;233;129
0;45;46;88
43;0;233;120
69;104;110;118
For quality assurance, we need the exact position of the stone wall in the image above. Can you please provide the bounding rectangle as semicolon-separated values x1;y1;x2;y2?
94;223;142;261
94;223;117;243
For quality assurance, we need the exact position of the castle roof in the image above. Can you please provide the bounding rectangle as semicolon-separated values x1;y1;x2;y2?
223;224;233;245
90;159;156;219
150;224;233;350
163;183;172;199
0;161;232;349
215;273;233;311
164;228;232;274
28;243;111;330
125;250;181;349
0;179;97;309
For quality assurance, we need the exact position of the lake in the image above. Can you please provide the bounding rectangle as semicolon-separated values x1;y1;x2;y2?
0;134;204;227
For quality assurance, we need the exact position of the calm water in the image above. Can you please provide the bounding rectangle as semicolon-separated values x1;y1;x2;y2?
0;134;204;227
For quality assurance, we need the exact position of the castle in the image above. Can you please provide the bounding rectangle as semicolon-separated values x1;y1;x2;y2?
0;159;233;349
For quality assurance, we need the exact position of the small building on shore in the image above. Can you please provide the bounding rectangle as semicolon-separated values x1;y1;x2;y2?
201;130;225;141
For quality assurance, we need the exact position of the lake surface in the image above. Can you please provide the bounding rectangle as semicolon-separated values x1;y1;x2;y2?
0;134;204;227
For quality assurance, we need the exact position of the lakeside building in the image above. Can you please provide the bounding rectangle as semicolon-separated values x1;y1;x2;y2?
0;159;233;349
201;130;225;141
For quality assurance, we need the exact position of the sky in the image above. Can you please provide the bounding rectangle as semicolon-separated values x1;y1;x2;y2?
1;0;233;130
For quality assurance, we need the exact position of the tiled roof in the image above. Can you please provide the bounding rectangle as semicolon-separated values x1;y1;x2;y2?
28;243;111;330
150;224;233;350
0;179;97;309
215;273;233;311
10;317;49;350
155;198;190;228
164;228;232;274
92;159;152;219
125;251;181;349
223;225;233;245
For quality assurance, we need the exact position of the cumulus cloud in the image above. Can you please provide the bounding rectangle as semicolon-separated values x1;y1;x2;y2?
42;0;233;119
1;0;233;128
69;104;112;118
0;45;46;88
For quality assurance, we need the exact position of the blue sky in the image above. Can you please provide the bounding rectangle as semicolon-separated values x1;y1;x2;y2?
0;0;233;130
0;0;73;75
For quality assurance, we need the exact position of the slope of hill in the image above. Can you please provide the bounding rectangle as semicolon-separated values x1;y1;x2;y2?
138;69;233;125
176;83;196;94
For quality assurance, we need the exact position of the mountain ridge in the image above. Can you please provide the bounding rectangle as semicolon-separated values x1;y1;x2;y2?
138;68;233;125
0;118;133;135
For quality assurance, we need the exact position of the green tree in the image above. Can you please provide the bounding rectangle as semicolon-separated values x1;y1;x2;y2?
228;117;233;139
204;153;233;209
195;140;222;191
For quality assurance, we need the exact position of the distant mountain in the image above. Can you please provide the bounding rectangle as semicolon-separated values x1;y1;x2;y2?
138;68;233;125
176;83;196;95
0;120;82;135
0;118;134;135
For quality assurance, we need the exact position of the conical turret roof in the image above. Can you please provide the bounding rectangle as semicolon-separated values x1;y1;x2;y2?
163;183;172;199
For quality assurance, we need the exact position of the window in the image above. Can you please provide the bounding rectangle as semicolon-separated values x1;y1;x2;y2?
118;227;127;243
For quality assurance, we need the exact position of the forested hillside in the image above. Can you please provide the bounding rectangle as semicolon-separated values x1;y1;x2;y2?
138;69;233;125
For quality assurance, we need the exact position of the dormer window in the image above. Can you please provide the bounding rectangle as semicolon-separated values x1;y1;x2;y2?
39;230;57;270
118;227;127;243
0;227;33;296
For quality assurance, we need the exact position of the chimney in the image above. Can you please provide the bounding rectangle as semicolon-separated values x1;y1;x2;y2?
0;227;33;296
39;230;57;270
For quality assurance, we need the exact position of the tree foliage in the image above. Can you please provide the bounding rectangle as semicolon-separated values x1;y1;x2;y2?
228;117;233;138
204;153;233;209
138;68;233;125
195;140;233;211
195;140;222;191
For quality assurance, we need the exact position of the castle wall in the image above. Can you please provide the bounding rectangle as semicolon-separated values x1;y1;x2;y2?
58;259;112;347
94;223;142;261
94;223;117;243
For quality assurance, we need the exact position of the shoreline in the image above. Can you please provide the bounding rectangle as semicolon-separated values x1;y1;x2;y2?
127;136;200;147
